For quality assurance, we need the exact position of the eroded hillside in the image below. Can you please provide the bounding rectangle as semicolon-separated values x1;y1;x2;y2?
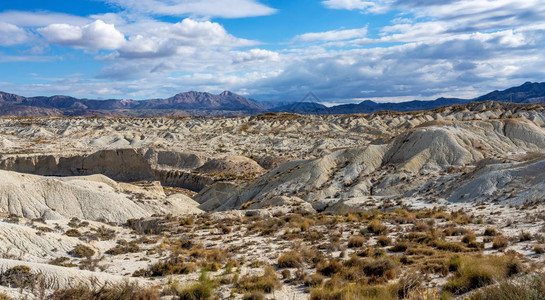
0;101;545;300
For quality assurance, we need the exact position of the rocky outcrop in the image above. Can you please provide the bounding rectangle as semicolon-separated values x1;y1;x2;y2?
0;149;154;181
0;149;217;191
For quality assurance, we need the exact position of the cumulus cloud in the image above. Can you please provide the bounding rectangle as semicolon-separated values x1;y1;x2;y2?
1;0;545;102
0;23;29;46
115;18;257;60
103;0;277;18
294;27;368;42
38;20;126;50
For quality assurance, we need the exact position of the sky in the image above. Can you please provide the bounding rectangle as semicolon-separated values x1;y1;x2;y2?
0;0;544;103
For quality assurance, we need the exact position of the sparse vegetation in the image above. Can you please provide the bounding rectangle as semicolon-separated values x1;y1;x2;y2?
277;250;302;268
492;235;509;250
470;275;545;300
443;255;522;295
171;269;218;300
0;265;36;289
367;220;388;235
347;236;366;248
52;281;159;300
68;244;95;258
236;266;280;293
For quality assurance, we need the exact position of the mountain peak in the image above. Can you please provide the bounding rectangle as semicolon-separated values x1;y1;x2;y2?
220;90;235;97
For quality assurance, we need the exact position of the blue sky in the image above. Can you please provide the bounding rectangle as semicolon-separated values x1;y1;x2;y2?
0;0;544;103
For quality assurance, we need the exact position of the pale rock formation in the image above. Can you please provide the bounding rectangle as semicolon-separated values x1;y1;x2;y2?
0;170;202;222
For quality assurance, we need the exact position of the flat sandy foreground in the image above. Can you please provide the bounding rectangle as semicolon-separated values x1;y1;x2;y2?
0;102;544;299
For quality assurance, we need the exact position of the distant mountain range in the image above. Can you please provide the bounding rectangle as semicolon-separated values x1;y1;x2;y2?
268;82;545;114
1;82;544;117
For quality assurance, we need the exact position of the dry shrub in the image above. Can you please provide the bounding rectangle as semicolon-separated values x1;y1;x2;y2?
310;282;398;300
483;227;498;236
376;235;392;247
105;241;141;255
52;281;159;300
93;226;117;240
433;240;467;252
443;255;522;295
236;266;280;293
470;275;545;300
519;231;533;242
0;265;36;289
172;270;218;300
64;229;82;237
396;273;424;299
281;269;291;279
242;291;265;300
48;257;76;268
389;241;410;252
308;273;325;287
316;259;344;277
69;244;95;258
277;250;302;268
492;235;509;250
367;220;388;235
462;232;476;244
363;259;397;283
0;292;13;300
150;256;196;276
347;236;366;248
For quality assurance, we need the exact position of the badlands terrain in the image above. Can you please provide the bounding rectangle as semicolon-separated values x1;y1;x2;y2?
1;101;545;299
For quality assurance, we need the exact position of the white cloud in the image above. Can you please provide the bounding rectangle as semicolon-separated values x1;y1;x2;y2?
1;0;545;103
322;0;375;10
0;11;90;27
116;18;257;59
38;20;126;50
321;0;391;13
0;23;29;46
294;27;368;42
232;49;280;64
103;0;277;18
235;23;545;101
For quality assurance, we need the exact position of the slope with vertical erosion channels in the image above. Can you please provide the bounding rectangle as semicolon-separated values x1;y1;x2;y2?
0;259;149;291
205;119;545;210
0;148;216;191
0;170;202;222
439;155;545;204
